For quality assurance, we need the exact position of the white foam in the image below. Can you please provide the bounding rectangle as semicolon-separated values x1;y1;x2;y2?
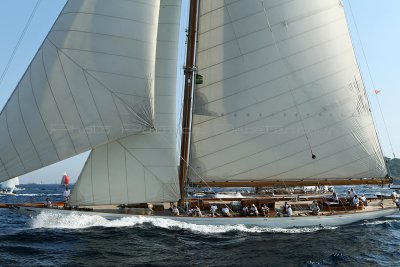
30;211;337;233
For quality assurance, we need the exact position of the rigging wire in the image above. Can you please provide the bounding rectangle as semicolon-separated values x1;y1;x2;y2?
347;1;396;159
0;0;41;87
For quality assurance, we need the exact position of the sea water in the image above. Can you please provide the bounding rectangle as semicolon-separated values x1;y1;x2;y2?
1;184;399;266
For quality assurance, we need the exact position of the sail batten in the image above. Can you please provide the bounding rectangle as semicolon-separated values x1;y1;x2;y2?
189;0;386;183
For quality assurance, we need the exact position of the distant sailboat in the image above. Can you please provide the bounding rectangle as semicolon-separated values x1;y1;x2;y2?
60;172;70;186
2;0;398;227
0;177;19;194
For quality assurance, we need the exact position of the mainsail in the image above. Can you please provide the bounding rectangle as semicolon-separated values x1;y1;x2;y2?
69;0;182;205
0;0;160;182
189;0;387;184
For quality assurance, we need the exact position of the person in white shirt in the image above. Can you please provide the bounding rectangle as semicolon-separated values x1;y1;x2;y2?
63;186;71;207
221;207;231;217
352;195;359;208
287;205;293;217
172;205;179;216
360;194;368;206
210;204;218;217
310;200;320;215
350;188;356;198
45;197;52;208
250;204;258;216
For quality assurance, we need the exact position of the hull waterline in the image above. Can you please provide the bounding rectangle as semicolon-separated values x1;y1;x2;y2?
12;206;398;228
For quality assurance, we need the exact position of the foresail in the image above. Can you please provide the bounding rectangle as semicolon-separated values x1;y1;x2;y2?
189;0;386;183
0;0;160;182
69;0;181;205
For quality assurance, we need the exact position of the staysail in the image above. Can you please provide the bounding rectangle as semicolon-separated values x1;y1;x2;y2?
189;0;386;184
69;0;182;205
0;0;160;182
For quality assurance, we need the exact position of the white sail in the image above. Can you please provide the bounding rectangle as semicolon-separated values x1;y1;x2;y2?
0;0;160;182
69;0;181;205
189;0;386;183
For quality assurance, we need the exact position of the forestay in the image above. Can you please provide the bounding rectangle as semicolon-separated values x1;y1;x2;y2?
69;0;181;205
189;0;386;183
0;0;160;182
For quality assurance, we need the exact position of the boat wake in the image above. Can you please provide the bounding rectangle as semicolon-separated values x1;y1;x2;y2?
30;211;337;234
361;215;400;226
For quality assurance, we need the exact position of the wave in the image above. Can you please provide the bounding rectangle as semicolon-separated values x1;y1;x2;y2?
30;211;337;234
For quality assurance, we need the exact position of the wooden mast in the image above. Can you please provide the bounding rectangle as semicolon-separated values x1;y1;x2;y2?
179;0;199;206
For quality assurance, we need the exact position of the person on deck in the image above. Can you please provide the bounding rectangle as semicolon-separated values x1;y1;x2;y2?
331;192;339;202
45;197;52;208
172;205;179;216
310;200;320;215
283;201;289;215
250;204;259;216
391;191;398;204
395;198;400;210
63;186;71;207
261;204;269;217
242;206;249;216
350;188;356;198
194;206;202;217
210;204;218;217
360;194;368;206
221;207;231;217
352;195;359;208
286;205;293;217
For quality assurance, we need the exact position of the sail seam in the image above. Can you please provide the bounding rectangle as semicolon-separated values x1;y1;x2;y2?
198;30;348;73
41;45;78;155
50;29;155;45
4;108;26;173
193;84;357;144
118;141;169;186
54;43;93;148
17;84;44;166
59;11;157;26
196;47;354;107
221;132;377;181
195;120;374;177
198;3;341;46
58;47;156;64
29;66;61;161
193;66;354;127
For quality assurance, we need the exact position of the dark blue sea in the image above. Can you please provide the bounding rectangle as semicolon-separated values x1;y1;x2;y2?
1;184;399;267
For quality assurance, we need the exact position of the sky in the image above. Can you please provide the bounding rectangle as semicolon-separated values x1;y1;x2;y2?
0;0;399;183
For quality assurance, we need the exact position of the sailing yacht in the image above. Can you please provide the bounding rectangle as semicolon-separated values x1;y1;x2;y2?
0;177;19;194
1;0;398;227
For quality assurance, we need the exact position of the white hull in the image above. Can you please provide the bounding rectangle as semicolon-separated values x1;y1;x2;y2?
13;206;398;228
